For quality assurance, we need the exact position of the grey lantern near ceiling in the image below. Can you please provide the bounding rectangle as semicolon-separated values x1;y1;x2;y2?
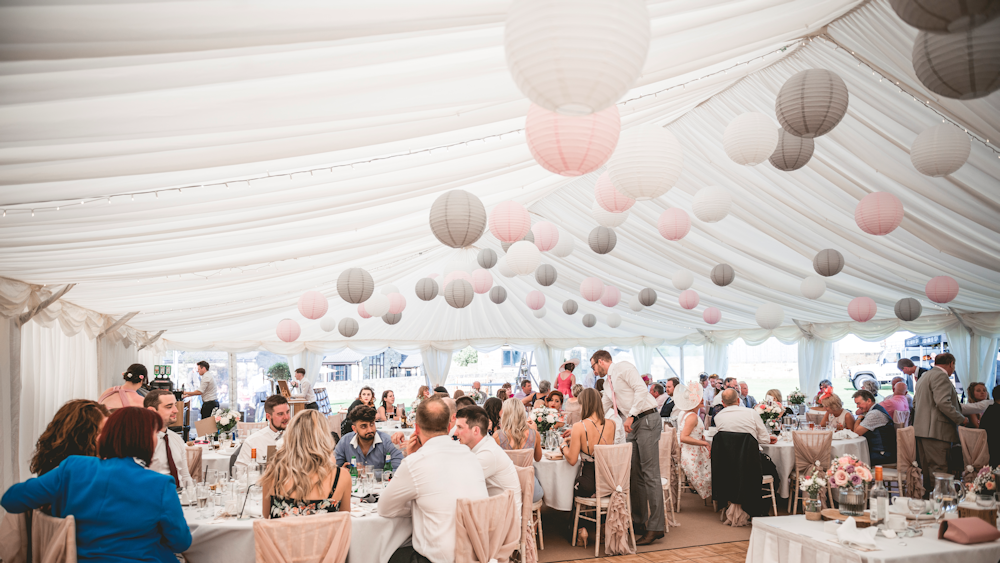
638;287;657;307
588;226;617;254
338;317;359;338
428;189;487;248
501;230;534;252
337;268;375;304
582;313;597;328
894;298;923;322
711;264;736;287
889;0;1000;33
382;312;402;325
769;128;814;171
774;69;849;138
813;249;845;277
477;248;498;269
489;286;507;304
415;278;439;301
445;279;475;308
535;264;558;286
912;18;1000;100
562;299;579;315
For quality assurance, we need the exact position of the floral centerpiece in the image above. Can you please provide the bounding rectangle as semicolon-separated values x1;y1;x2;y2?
530;406;561;435
754;400;784;434
799;461;828;519
826;454;873;516
212;407;241;433
788;388;807;414
469;388;487;404
962;466;999;525
968;465;998;496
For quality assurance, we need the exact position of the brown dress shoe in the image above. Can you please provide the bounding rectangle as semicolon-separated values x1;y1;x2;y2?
635;531;665;546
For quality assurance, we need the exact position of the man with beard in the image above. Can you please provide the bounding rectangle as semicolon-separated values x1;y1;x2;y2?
236;394;290;468
145;389;191;487
335;404;404;470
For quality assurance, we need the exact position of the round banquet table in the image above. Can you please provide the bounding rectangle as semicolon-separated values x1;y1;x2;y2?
533;456;581;511
199;447;233;476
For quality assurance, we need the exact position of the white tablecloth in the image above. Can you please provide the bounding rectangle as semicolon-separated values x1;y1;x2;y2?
533;456;581;512
748;515;1000;563
764;437;870;498
199;449;233;476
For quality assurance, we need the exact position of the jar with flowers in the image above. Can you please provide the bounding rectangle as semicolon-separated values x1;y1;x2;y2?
827;454;874;516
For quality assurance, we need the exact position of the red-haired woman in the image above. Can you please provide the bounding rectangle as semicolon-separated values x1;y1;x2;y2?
2;407;192;562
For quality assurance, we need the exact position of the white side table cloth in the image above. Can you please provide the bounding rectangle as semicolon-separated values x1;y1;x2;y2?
533;457;581;511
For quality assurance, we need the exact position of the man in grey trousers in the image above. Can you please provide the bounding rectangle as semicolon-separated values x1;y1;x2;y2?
594;350;664;545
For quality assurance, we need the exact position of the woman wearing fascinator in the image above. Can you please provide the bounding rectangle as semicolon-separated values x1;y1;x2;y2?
673;382;712;500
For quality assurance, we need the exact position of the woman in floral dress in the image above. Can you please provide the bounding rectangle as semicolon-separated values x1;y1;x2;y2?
673;382;712;499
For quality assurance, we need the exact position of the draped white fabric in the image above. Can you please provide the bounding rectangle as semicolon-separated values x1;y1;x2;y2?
798;338;836;398
420;347;453;388
704;342;730;378
533;345;565;384
291;351;326;387
630;345;656;377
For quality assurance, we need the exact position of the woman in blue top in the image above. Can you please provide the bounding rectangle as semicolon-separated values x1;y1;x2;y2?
2;407;192;563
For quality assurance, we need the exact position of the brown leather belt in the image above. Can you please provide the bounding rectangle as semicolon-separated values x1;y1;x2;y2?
633;408;657;419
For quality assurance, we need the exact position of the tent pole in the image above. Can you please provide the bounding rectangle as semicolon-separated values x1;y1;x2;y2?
655;347;680;380
228;352;238;411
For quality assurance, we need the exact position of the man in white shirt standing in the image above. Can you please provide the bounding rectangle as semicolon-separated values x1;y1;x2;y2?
380;398;488;563
183;360;219;421
235;395;290;468
594;350;664;546
713;389;777;446
290;368;318;410
454;405;521;518
144;389;192;488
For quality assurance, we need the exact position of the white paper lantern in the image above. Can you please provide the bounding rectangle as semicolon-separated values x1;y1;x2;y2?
895;298;923;322
606;312;622;328
588;226;617;254
855;192;904;236
801;276;827;300
628;295;644;312
535;264;558;286
678;289;699;310
658;208;690;241
848;297;878;323
526;104;621;176
710;264;735;287
703;307;721;325
415;278;439;301
490;286;508;304
382;312;402;325
489;201;532;243
638;288;657;307
531;221;560;252
320;316;337;332
769;128;814;171
506;240;541;275
600;285;621;307
551;227;575;257
505;0;651;115
590;201;629;228
337;268;375;304
563;299;579;315
445;279;475;308
606;125;684;200
580;277;605;302
692;186;732;223
471;269;494;294
338;318;359;338
724;112;779;166
533;308;547;319
890;0;1000;32
813;249;845;277
477;248;499;269
582;313;597;328
298;291;329;320
429;189;487;248
501;231;534;252
526;290;546;310
387;293;407;315
774;70;849;138
380;285;399;295
912;18;1000;100
911;124;972;177
672;269;693;290
497;256;517;278
755;303;784;330
364;293;390;318
594;172;635;213
276;319;301;342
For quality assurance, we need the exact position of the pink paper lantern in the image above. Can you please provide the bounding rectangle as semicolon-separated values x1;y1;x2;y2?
703;307;721;324
297;290;328;320
489;201;531;243
276;319;301;342
848;296;877;322
855;192;904;236
658;208;691;241
531;221;560;252
443;270;472;287
526;103;621;176
526;290;546;310
679;289;699;310
925;275;959;303
357;303;371;319
594;172;635;213
580;277;605;302
471;269;494;294
387;293;407;315
600;285;621;307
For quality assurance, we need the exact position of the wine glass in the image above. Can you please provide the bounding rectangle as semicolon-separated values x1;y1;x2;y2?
907;497;926;517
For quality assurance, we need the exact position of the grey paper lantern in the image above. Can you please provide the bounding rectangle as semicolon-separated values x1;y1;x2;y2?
477;248;498;269
337;268;375;304
912;18;1000;100
535;264;558;286
338;317;359;338
382;312;402;325
588;226;617;254
889;0;1000;33
415;278;439;301
489;286;507;304
429;189;487;248
582;313;597;328
775;70;849;138
894;298;923;322
562;299;579;315
710;264;736;287
444;279;475;309
501;231;534;252
638;288;657;307
813;249;845;277
769;128;814;171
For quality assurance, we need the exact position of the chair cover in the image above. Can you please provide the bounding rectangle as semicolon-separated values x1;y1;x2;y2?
513;466;536;563
792;431;833;473
896;426;925;499
657;426;679;528
806;411;825;426
186;446;204;482
0;511;28;563
238;421;268;433
959;427;990;483
595;443;633;556
31;511;76;563
455;491;520;563
505;449;533;468
326;415;343;435
252;512;351;563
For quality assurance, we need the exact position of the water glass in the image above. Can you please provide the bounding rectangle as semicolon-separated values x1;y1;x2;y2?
977;494;996;509
196;483;211;516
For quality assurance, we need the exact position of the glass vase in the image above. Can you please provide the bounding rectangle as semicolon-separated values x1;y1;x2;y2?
838;485;867;516
804;493;823;521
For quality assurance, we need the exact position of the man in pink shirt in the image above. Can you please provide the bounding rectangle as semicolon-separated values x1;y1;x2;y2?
880;381;911;426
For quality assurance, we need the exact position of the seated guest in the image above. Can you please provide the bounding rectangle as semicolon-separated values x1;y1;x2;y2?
819;393;855;431
30;399;109;476
453;389;465;399
454;406;521;516
977;385;1000;466
261;410;352;518
965;382;992;427
343;386;376;436
236;394;290;468
496;388;509;401
144;390;191;488
563;384;584;424
889;376;914;415
433;386;449;396
442;397;458;434
560;388;616;498
880;381;911;425
764;389;794;416
495;397;544;502
659;377;679;419
379;398;488;563
852;390;896;465
812;379;833;406
861;379;884;403
514;380;531;399
98;363;147;412
546;389;565;412
334;405;403;470
412;385;431;411
675;383;712;500
521;380;552;407
455;395;477;409
2;407;192;562
376;390;406;422
483;397;503;436
651;383;668;409
713;389;777;446
739;381;757;409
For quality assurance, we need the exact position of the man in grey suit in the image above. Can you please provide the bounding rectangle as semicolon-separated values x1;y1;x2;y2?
912;353;967;492
739;381;757;409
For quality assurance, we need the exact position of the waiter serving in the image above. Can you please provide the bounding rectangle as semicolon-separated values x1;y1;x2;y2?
183;360;219;420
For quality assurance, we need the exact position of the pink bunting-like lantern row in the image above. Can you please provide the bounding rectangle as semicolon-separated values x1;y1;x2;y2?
525;104;621;176
276;319;301;342
443;270;473;287
489;201;531;243
848;296;877;323
297;290;328;320
471;269;494;294
658;208;691;241
594;172;635;213
855;192;904;236
580;276;605;302
526;290;546;310
703;307;721;324
357;303;372;319
387;293;407;315
600;285;621;307
679;289;699;310
531;221;560;252
925;275;959;303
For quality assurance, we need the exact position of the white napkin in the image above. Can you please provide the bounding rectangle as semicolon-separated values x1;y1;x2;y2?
836;517;878;550
832;429;858;440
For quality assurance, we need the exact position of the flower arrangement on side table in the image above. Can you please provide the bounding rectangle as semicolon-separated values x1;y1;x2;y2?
827;454;873;516
799;461;828;520
754;400;784;435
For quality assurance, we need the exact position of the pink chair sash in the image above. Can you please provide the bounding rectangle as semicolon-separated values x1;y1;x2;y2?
595;443;634;556
959;427;990;482
0;511;28;563
514;466;536;563
896;426;925;498
505;449;534;468
186;446;204;482
455;491;520;563
32;511;77;563
252;512;351;563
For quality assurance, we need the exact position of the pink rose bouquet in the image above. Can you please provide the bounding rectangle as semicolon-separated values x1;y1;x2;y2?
826;454;873;490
